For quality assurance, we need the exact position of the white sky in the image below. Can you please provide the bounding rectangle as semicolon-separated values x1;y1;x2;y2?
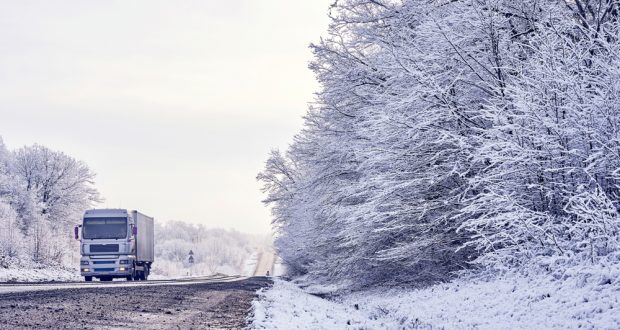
0;0;332;234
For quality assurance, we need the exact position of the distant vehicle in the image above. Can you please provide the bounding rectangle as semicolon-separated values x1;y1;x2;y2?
75;209;154;282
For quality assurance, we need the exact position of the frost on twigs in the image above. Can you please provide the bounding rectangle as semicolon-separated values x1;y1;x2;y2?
0;138;100;278
258;0;620;290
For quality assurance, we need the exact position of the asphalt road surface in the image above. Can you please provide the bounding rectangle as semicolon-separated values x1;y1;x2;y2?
0;275;272;329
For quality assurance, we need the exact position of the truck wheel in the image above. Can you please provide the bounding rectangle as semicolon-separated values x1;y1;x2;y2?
100;276;112;282
84;276;92;282
126;275;133;281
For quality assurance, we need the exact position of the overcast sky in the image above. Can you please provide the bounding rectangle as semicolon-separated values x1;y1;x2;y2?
0;0;332;234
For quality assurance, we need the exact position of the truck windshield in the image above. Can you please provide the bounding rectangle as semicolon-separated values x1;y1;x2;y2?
83;218;128;239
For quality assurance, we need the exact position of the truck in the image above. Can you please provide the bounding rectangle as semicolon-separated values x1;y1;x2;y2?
75;209;154;282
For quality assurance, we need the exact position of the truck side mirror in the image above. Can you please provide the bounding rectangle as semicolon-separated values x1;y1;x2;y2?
133;226;138;236
74;225;80;240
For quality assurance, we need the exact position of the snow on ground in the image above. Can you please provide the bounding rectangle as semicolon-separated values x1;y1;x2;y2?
0;256;81;282
251;279;386;329
272;257;287;277
147;274;171;280
251;270;620;329
0;266;80;283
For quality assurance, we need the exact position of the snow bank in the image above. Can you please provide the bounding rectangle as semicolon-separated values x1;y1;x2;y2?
251;279;387;329
0;266;80;283
251;271;620;329
0;256;80;282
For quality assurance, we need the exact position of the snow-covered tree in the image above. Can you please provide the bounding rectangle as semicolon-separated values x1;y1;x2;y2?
459;0;620;269
260;0;620;289
0;137;100;265
11;145;100;226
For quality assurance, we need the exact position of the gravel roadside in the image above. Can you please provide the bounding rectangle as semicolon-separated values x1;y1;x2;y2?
0;277;271;329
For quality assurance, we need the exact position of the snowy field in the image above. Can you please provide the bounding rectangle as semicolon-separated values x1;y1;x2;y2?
251;271;620;329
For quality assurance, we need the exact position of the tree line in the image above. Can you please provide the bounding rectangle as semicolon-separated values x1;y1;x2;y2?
153;220;263;276
259;0;620;289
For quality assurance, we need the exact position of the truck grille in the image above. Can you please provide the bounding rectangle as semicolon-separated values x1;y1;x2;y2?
94;268;114;272
90;244;119;253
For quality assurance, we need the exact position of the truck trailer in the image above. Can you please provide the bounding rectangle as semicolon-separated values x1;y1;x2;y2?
75;209;154;282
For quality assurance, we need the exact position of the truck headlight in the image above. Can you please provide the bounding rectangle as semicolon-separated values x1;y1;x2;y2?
82;268;90;272
119;267;126;271
119;260;129;264
80;261;89;265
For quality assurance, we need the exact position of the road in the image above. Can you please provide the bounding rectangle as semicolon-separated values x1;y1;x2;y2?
0;275;271;329
252;250;275;277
